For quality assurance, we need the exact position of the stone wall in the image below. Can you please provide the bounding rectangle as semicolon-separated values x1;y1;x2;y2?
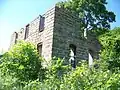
52;7;88;64
10;6;100;65
10;32;18;48
10;7;56;61
87;31;101;59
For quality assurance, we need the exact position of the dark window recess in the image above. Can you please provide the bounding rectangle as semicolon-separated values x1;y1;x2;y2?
39;16;45;32
69;44;76;68
69;44;76;55
37;43;42;56
24;24;29;39
89;49;94;59
15;32;18;44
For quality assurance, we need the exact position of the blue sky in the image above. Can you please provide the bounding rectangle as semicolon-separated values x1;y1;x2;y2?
0;0;120;52
106;0;120;29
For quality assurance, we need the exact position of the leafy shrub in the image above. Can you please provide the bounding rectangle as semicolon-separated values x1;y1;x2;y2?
0;41;45;83
99;27;120;71
0;28;120;89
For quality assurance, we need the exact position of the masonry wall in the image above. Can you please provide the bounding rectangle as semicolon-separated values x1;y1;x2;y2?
10;7;56;61
10;32;18;48
87;31;101;59
10;6;100;65
52;7;88;64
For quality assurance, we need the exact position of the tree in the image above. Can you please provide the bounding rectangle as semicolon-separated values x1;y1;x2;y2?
56;0;115;33
99;27;120;71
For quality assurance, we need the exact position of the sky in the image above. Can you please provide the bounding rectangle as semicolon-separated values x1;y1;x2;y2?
106;0;120;29
0;0;120;53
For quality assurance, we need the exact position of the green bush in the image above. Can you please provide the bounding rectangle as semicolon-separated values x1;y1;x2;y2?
0;28;120;89
99;27;120;71
0;41;45;83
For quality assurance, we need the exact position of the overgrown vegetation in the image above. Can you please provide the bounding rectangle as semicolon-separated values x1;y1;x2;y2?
0;27;120;89
56;0;115;34
0;0;119;89
99;27;120;72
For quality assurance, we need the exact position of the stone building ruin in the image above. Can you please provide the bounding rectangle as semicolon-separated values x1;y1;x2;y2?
10;6;100;65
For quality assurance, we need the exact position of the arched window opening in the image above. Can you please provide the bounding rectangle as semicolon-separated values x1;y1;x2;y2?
24;24;29;39
88;49;94;67
69;44;76;56
14;32;18;44
37;43;42;56
69;44;76;69
89;49;94;58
